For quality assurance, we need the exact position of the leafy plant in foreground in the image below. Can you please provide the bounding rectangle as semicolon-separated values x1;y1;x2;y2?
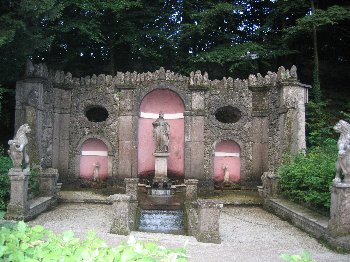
0;221;187;261
281;250;315;262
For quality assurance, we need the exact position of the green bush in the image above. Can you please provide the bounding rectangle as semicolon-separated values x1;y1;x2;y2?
0;221;187;261
278;139;337;212
0;147;12;211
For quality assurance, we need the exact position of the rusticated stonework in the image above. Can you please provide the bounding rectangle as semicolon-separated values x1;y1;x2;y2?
15;61;308;188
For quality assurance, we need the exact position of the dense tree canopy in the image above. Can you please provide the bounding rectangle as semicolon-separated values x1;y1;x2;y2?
0;0;350;144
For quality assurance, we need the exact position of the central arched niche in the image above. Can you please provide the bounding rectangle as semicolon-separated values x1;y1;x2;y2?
138;89;185;179
80;138;108;180
213;140;241;184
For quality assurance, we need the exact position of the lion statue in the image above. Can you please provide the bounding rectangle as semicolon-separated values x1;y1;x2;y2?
8;124;31;170
334;120;350;183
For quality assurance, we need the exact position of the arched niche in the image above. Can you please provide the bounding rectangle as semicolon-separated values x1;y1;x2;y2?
213;140;241;183
138;89;185;179
80;138;109;180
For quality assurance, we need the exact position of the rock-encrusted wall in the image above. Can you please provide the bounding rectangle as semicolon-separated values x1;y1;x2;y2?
15;62;308;187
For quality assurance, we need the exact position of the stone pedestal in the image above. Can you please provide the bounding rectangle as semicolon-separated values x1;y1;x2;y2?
124;178;139;201
196;199;223;244
185;179;198;201
124;178;139;230
109;194;131;235
40;168;59;197
153;152;169;183
259;172;280;199
328;182;350;237
5;168;30;220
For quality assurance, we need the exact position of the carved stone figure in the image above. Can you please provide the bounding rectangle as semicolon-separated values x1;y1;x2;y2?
8;124;31;169
93;162;100;181
334;120;350;183
152;112;170;152
223;165;230;183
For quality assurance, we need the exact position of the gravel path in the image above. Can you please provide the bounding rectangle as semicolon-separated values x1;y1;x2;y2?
29;203;350;262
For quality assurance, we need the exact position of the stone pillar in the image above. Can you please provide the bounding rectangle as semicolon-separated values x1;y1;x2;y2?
109;194;131;235
117;88;136;179
279;81;308;155
249;85;271;182
124;178;139;230
153;152;169;183
185;179;198;201
196;199;223;244
5;168;30;220
328;182;350;237
39;168;59;197
125;178;138;201
186;89;206;180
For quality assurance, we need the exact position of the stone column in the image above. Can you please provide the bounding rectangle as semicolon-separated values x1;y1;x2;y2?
39;168;59;197
124;178;139;230
328;182;350;237
185;179;198;201
109;194;131;235
196;199;223;244
5;168;30;220
249;85;271;182
187;89;206;180
125;178;138;201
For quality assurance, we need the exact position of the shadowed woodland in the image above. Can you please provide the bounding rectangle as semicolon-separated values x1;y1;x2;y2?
0;1;350;146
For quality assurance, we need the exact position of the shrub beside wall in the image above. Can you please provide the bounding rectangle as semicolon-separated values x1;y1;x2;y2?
0;147;11;210
278;139;337;212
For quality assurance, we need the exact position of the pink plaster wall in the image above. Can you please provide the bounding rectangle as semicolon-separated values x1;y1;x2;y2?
138;89;185;178
80;138;108;180
213;140;241;183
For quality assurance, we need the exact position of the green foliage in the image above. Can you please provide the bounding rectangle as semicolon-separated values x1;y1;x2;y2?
286;5;350;36
0;147;11;211
29;167;40;197
278;139;337;211
0;221;187;261
281;250;315;262
306;101;335;148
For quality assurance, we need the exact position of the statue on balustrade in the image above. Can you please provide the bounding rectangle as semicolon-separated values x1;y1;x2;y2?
334;120;350;183
8;124;31;170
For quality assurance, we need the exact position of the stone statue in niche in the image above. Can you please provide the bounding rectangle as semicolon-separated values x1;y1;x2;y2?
93;162;100;181
223;165;230;183
8;124;31;170
334;120;350;183
152;112;170;153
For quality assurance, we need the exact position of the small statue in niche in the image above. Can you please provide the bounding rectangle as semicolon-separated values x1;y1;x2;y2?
334;120;350;183
8;124;31;170
152;112;170;153
93;162;100;181
223;165;230;183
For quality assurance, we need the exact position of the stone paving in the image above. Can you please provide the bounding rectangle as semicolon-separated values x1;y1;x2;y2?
28;203;350;262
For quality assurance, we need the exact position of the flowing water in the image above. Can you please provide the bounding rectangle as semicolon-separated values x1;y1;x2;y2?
138;188;186;235
138;209;185;235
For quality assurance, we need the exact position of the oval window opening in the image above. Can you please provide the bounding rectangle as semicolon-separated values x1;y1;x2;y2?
215;106;241;123
85;106;109;122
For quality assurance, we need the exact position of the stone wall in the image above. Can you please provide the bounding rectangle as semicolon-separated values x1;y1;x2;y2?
15;62;308;188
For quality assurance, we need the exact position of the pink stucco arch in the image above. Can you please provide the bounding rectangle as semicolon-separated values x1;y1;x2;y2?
213;140;241;183
80;138;108;180
138;89;185;178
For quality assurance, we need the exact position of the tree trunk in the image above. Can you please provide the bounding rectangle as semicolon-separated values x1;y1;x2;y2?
310;0;321;102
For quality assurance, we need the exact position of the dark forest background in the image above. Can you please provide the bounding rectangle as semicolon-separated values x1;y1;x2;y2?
1;0;350;147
